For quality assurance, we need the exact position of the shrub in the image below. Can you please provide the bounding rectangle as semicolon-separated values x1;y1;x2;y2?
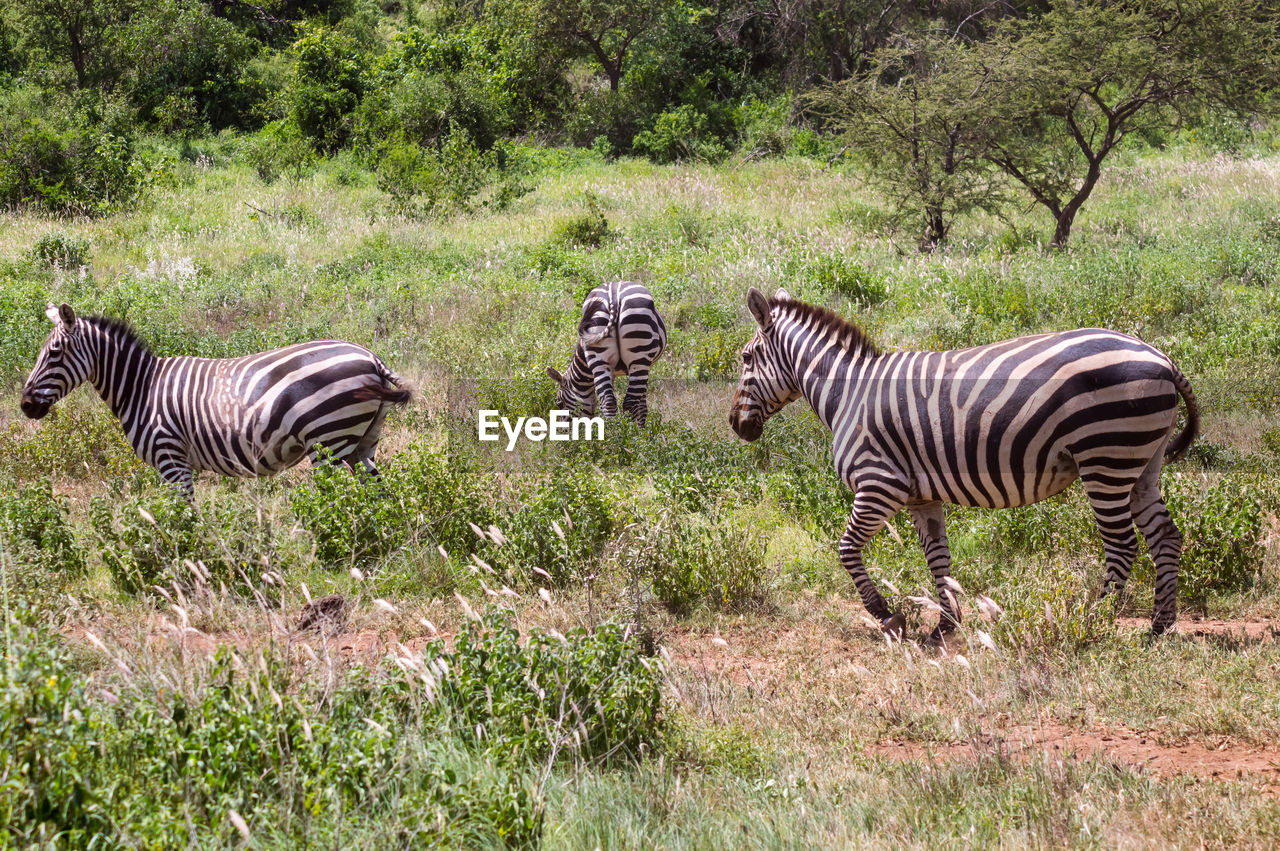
632;105;728;164
434;615;663;764
0;89;147;216
623;511;771;615
90;489;206;595
375;132;512;217
485;471;617;587
0;405;140;482
551;197;613;248
0;478;85;591
790;254;888;307
285;24;366;151
1161;473;1273;611
289;443;494;569
242;120;317;184
30;232;89;268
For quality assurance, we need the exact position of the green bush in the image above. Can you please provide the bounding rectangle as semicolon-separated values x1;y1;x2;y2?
30;232;89;268
1161;473;1274;611
632;105;728;164
0;609;660;845
90;489;205;595
0;405;140;482
285;24;366;151
0;89;147;216
0;478;85;591
290;442;493;569
435;615;663;764
551;197;613;249
486;471;617;587
242;120;317;184
624;511;771;615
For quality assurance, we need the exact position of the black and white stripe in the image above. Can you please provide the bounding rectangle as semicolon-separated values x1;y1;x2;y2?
21;303;410;500
547;281;667;425
729;288;1199;638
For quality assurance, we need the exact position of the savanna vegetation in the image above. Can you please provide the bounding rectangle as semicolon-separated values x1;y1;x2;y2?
2;0;1280;846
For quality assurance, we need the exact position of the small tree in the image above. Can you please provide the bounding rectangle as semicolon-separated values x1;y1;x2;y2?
812;34;1000;251
972;0;1280;248
539;0;668;92
10;0;125;88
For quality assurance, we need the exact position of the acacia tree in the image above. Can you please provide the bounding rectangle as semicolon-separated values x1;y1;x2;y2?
812;34;1001;250
10;0;127;88
539;0;668;92
971;0;1280;248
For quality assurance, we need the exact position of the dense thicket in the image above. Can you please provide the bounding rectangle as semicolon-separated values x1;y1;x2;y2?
1;0;1277;244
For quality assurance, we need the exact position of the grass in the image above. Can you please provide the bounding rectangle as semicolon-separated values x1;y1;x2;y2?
2;133;1280;845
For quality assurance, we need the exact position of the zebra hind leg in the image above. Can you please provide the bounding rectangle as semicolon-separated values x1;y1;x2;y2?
1130;458;1182;635
1082;470;1140;611
622;365;651;425
839;491;907;640
908;501;960;643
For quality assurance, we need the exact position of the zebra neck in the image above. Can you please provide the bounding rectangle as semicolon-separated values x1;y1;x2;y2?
85;323;158;427
565;346;596;393
788;332;878;433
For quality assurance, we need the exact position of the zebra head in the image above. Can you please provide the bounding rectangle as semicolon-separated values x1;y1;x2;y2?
546;366;596;416
730;287;800;441
21;303;88;420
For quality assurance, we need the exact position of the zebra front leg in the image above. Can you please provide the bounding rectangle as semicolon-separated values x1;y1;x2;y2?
908;501;960;642
839;490;907;639
621;364;652;425
158;462;196;504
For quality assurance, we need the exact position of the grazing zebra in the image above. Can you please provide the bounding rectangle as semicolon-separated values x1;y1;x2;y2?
729;288;1199;639
21;304;411;500
547;281;666;425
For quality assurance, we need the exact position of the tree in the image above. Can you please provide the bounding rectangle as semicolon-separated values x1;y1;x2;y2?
9;0;127;88
971;0;1280;248
539;0;669;92
811;33;1001;250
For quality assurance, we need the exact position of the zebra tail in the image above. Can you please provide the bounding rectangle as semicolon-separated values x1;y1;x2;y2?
354;362;413;406
1164;363;1200;463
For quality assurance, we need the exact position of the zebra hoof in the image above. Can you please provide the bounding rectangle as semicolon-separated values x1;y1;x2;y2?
1151;619;1174;637
880;613;906;642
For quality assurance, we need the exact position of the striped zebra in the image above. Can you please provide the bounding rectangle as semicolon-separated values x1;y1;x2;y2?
21;304;411;500
547;281;666;425
729;288;1199;639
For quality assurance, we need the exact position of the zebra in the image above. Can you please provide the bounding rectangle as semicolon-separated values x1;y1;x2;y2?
729;287;1199;639
546;281;667;426
20;303;411;500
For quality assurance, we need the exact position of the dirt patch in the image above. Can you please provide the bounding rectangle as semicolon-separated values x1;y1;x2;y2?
1118;616;1279;641
874;720;1280;795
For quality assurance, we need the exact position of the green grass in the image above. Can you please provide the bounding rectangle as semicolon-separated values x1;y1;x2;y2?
2;136;1280;845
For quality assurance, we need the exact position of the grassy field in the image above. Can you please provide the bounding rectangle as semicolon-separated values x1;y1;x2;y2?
2;136;1280;847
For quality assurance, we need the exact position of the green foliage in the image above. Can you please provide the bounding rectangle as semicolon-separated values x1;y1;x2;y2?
632;105;729;164
0;88;147;216
487;470;617;587
242;120;318;184
551;197;613;248
435;615;663;764
0;609;661;845
790;254;888;306
623;510;771;615
0;477;85;588
0;405;139;482
286;24;367;151
1161;473;1274;611
290;443;492;569
29;231;88;268
90;488;204;595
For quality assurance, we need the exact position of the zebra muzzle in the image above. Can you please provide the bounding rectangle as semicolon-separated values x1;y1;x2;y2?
20;394;51;420
729;408;763;442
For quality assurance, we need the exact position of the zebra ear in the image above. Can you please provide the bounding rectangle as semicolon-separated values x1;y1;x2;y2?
58;303;76;328
546;366;565;385
45;303;61;324
747;287;773;330
773;287;792;302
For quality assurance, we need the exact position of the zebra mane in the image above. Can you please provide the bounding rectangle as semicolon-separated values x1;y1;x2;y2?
774;297;880;355
82;315;154;355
